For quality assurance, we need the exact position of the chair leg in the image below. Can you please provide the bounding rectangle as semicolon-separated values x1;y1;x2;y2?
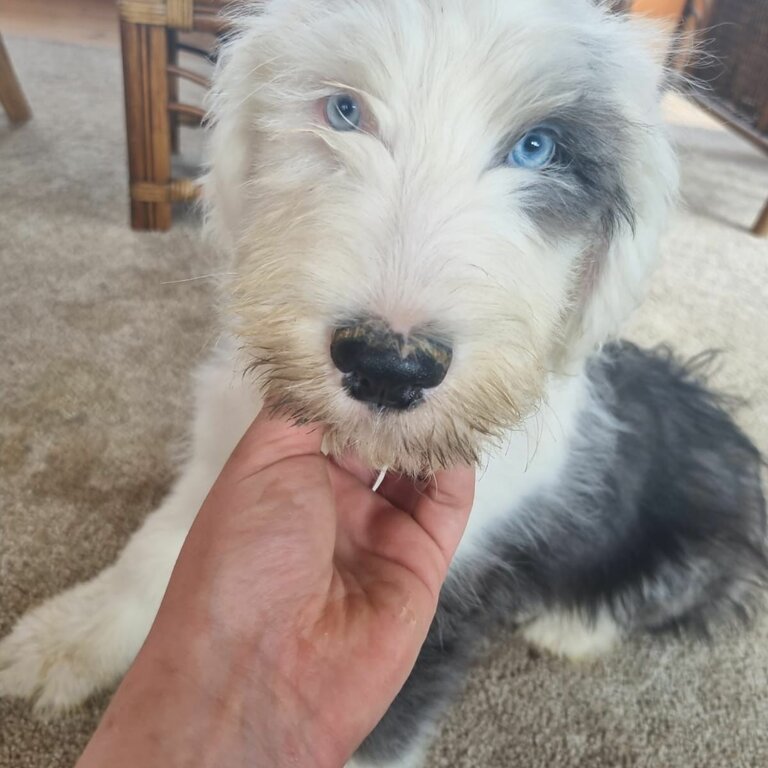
120;20;172;231
167;30;180;155
752;198;768;237
0;34;31;124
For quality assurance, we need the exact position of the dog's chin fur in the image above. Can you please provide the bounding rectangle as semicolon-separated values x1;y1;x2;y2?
321;414;509;477
255;359;549;475
271;400;523;477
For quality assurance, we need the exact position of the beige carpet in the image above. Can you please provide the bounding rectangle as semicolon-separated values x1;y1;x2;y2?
1;36;767;768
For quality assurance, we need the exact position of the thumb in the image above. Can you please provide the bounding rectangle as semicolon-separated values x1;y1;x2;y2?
227;404;326;476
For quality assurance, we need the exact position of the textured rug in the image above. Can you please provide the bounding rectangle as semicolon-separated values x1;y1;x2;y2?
1;36;767;768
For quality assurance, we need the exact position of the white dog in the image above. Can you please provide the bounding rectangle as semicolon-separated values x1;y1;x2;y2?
1;1;765;766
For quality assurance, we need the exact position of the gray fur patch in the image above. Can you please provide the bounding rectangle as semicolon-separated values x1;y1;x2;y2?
355;342;767;764
511;95;637;240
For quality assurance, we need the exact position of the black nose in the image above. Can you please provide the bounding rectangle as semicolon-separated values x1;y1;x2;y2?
330;319;452;411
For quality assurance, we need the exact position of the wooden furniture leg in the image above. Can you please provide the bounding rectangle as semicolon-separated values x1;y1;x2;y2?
753;198;768;237
120;20;172;230
167;29;180;155
117;0;227;230
0;33;31;124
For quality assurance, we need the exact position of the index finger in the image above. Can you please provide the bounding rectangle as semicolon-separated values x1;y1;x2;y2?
228;404;326;476
411;465;476;567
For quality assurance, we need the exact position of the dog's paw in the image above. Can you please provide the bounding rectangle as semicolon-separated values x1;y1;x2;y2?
0;599;113;716
521;609;621;661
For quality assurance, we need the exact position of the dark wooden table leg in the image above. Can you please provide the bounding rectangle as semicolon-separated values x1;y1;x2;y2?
0;33;32;124
753;198;768;237
167;29;180;155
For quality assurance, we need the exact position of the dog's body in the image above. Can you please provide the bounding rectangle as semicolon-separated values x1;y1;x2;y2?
1;1;766;765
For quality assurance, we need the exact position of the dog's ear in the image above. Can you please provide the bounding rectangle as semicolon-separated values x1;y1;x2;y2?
568;137;677;358
202;1;286;250
202;20;256;251
203;0;317;250
560;16;679;364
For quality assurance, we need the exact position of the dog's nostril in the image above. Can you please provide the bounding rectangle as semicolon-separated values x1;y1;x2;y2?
330;320;452;411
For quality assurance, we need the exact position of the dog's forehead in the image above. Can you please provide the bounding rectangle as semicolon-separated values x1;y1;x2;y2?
261;0;611;132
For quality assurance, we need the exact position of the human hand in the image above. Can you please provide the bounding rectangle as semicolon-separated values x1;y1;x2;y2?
77;408;475;768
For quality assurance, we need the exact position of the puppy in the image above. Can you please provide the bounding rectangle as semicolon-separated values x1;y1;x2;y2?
1;2;765;766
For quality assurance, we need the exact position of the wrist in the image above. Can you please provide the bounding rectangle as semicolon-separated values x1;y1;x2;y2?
78;620;351;768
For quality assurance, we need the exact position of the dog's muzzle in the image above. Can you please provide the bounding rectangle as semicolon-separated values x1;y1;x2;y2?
330;317;452;411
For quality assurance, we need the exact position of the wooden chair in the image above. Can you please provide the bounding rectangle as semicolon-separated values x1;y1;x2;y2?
0;33;31;125
675;0;768;236
118;1;229;230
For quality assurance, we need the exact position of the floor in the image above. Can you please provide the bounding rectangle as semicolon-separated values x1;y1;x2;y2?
1;0;119;48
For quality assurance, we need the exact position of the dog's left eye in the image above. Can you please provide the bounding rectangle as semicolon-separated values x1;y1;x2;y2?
325;93;362;131
506;129;558;169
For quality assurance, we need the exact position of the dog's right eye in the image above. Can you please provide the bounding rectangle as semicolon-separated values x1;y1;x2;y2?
325;93;362;131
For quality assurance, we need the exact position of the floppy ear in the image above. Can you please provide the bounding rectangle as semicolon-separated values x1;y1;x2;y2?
202;18;259;252
573;132;677;354
202;0;326;251
562;17;679;363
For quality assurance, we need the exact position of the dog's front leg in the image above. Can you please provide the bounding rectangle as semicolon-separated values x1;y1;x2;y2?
0;465;218;714
0;347;258;714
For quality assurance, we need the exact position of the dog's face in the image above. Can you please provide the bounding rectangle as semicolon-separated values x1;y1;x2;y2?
206;0;677;474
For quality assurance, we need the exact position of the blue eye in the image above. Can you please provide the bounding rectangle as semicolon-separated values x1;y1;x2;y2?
506;129;557;169
325;93;362;131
